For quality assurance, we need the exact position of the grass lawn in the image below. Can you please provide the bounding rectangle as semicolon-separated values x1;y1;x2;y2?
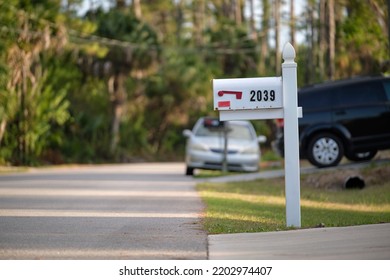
196;163;390;234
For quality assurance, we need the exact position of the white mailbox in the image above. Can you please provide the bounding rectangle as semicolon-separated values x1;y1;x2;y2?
212;42;302;228
213;77;282;111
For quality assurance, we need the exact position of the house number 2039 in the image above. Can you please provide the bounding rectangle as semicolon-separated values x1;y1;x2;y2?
249;90;276;102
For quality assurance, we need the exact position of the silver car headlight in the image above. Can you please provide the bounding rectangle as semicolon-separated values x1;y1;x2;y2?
241;146;258;154
190;142;209;152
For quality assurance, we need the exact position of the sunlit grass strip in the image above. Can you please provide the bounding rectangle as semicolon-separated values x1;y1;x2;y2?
202;191;390;213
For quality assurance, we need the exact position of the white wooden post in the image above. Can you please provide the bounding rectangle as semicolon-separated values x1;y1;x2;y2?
213;42;301;228
282;42;301;227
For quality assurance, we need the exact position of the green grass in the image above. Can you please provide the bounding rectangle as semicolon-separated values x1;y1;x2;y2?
193;169;239;179
196;165;390;234
261;149;283;162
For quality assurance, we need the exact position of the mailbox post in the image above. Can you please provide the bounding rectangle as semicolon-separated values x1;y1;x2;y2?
212;42;301;228
281;43;301;227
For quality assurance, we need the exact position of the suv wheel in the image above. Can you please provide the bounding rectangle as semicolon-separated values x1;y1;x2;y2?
307;133;344;168
345;150;377;162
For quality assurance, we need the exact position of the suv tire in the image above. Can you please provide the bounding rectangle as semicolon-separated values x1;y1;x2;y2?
307;133;344;168
345;150;377;162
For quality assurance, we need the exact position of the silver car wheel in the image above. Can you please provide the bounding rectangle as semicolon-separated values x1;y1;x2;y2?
312;137;340;165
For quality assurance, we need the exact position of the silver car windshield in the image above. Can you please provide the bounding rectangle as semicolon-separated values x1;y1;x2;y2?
194;123;254;140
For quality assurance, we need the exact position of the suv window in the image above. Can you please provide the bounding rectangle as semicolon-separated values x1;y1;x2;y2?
335;81;385;107
299;89;332;111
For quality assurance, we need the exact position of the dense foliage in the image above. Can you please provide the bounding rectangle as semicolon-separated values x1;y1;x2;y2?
0;0;388;165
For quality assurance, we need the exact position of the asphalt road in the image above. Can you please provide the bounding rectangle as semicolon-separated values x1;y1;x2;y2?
0;163;207;259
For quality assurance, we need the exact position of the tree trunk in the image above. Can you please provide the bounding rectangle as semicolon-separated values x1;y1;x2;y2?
274;0;281;75
133;0;142;19
388;0;390;59
328;0;335;80
368;0;388;37
108;74;127;155
259;0;270;75
368;0;389;59
309;1;316;83
290;0;295;47
19;54;29;165
193;0;205;46
0;119;6;146
319;0;327;80
235;0;242;25
303;0;316;84
249;0;257;40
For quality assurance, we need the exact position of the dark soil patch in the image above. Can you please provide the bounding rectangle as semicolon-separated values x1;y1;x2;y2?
303;164;390;191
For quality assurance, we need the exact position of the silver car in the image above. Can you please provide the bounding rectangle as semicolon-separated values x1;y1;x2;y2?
183;117;266;175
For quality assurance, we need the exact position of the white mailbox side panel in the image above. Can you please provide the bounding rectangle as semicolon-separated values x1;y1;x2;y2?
213;77;283;111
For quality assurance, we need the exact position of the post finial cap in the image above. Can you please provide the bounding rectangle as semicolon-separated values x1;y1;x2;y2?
282;42;296;63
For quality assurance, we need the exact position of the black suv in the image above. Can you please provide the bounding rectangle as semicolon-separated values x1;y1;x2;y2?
273;76;390;167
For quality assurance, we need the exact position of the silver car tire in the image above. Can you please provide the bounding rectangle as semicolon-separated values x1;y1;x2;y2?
185;167;194;176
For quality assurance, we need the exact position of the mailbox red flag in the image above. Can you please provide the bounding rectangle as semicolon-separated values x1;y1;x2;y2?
218;101;230;108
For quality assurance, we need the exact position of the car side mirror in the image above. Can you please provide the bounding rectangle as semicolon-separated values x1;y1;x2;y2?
257;135;267;143
183;129;192;138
